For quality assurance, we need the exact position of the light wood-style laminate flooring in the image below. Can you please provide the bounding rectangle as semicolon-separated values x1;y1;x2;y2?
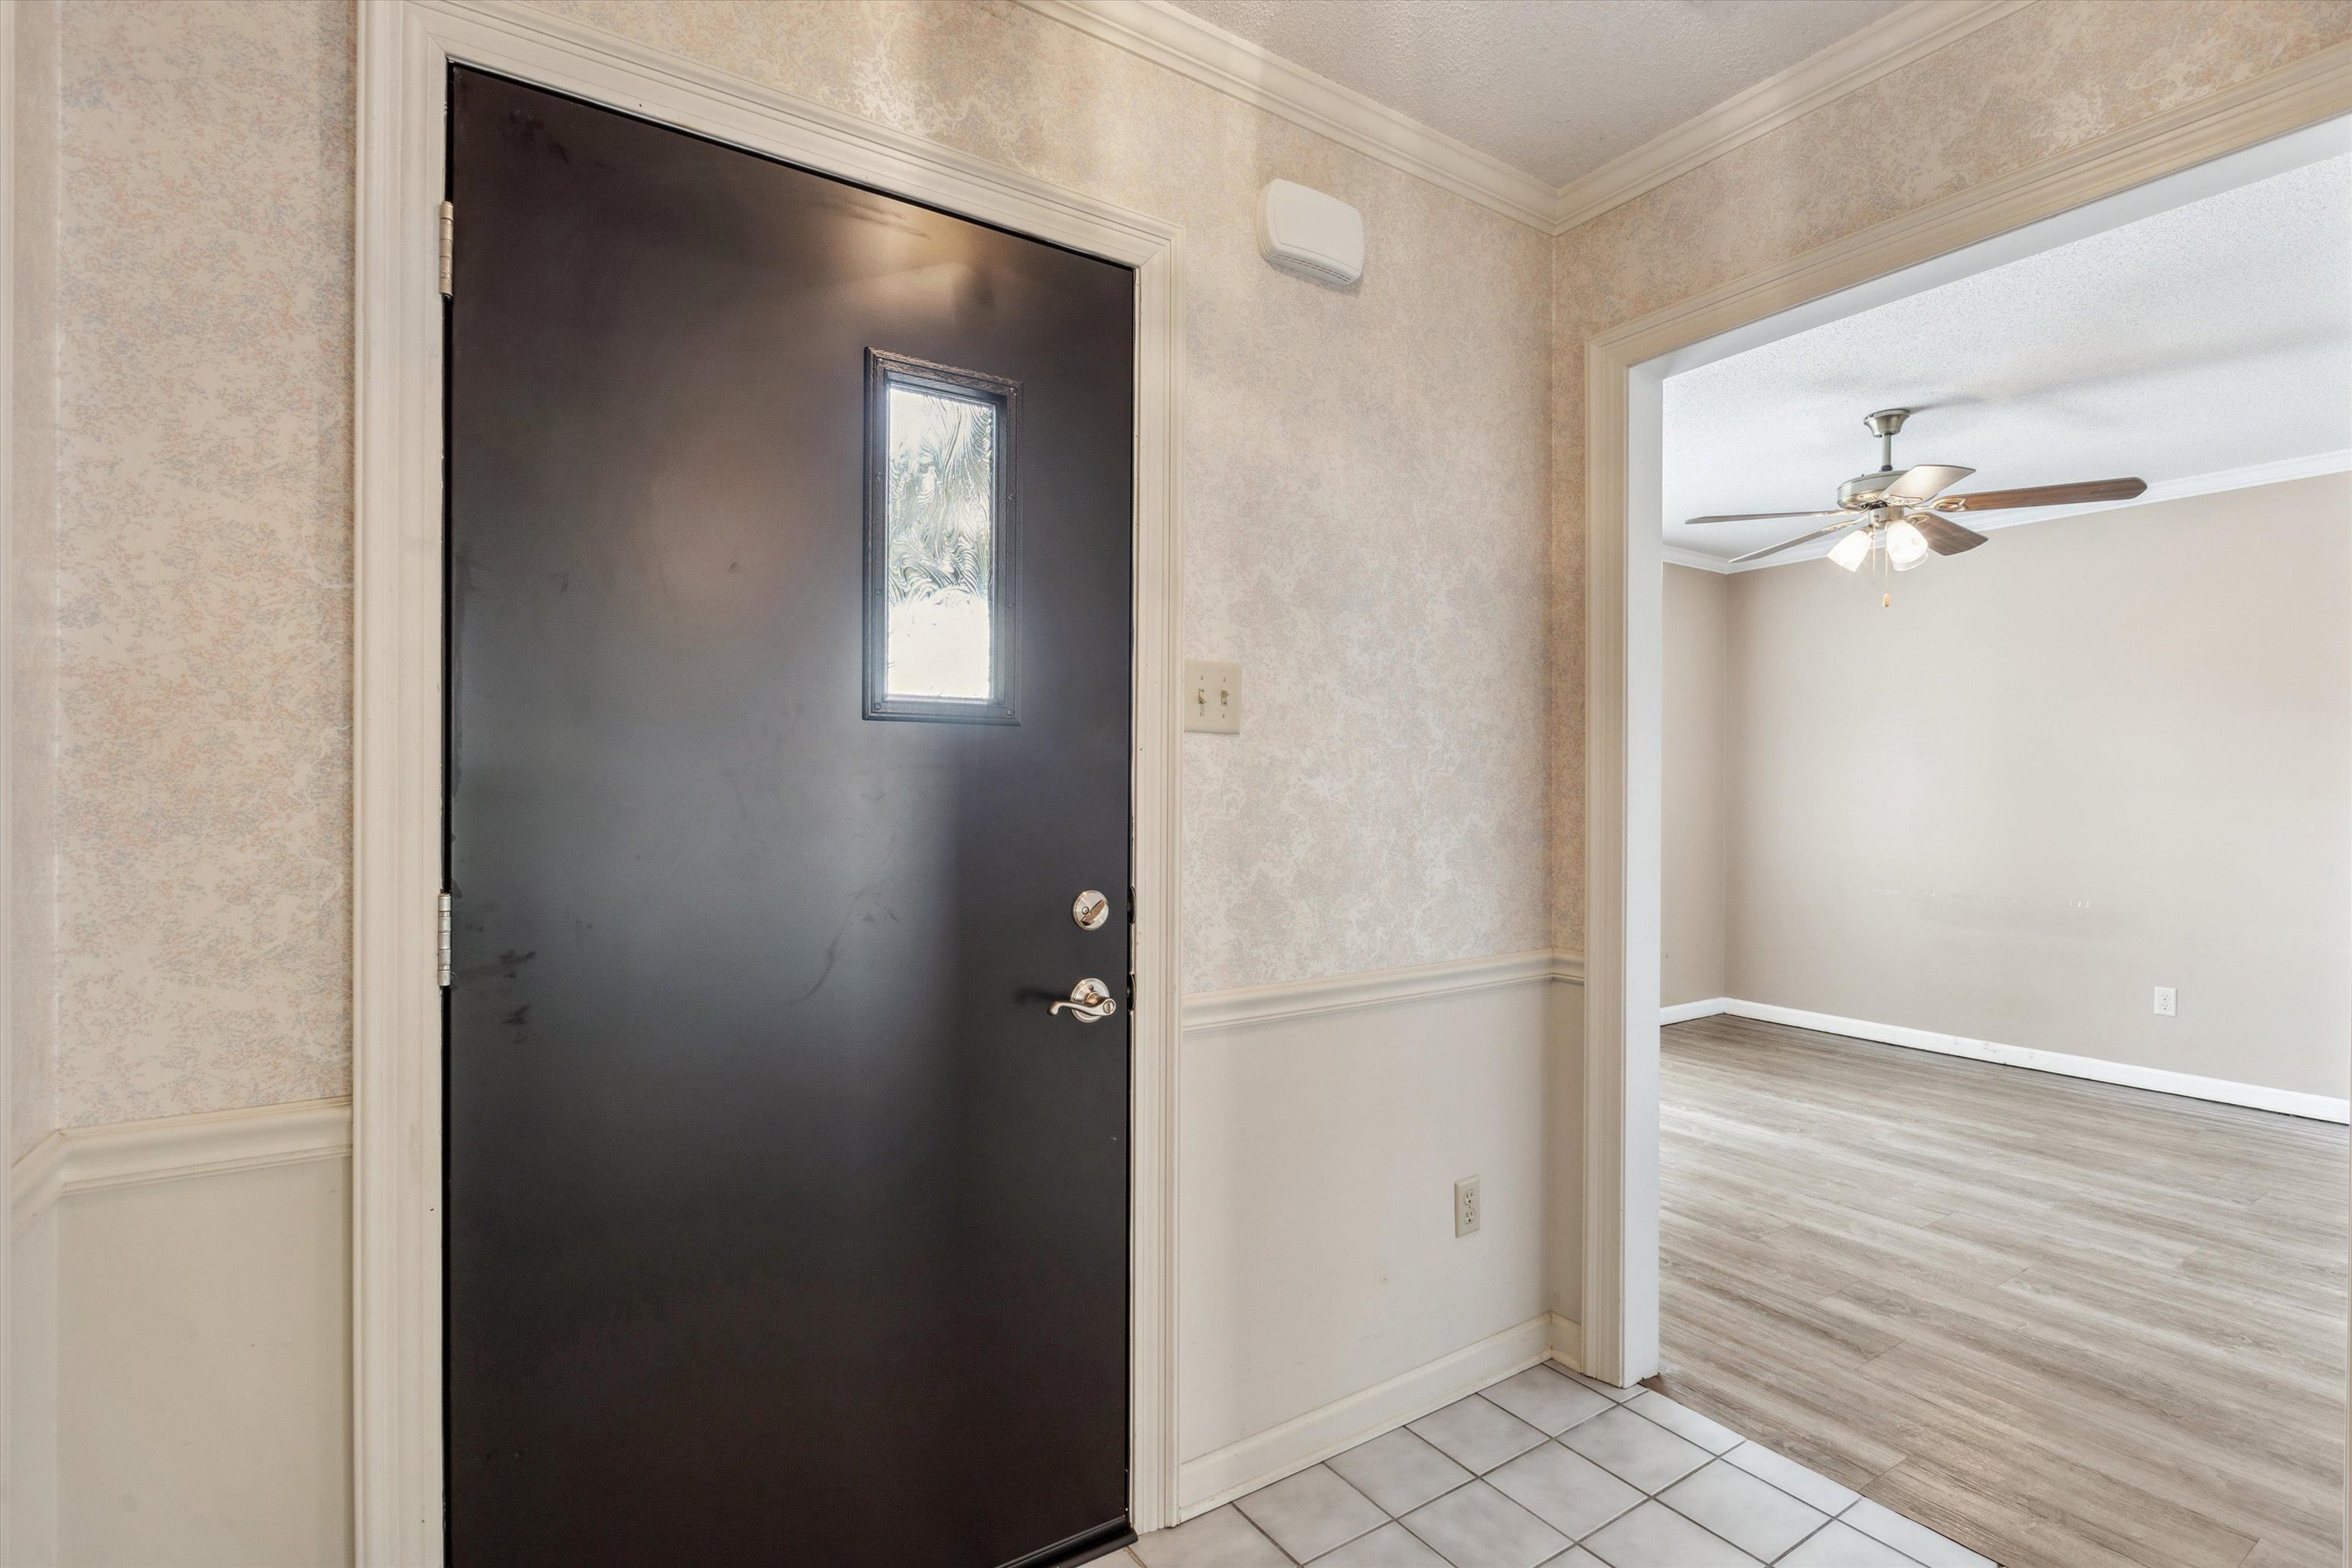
1657;1014;2347;1568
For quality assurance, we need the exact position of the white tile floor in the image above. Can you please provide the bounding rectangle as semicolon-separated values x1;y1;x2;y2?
1116;1361;1999;1568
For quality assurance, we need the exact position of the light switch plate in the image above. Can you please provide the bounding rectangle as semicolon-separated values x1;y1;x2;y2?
1184;659;1240;733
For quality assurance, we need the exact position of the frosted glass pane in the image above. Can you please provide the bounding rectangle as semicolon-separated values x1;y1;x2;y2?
884;384;995;701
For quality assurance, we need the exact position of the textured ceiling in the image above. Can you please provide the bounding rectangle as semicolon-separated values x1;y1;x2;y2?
1170;0;1901;185
1663;150;2352;566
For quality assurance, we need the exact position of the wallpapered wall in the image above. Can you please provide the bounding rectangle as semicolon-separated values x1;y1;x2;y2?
14;0;60;1159
37;0;1553;1129
1545;0;2352;955
23;0;2352;1131
52;1;356;1129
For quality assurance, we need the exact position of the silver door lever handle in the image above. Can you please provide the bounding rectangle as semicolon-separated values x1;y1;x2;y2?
1050;978;1118;1022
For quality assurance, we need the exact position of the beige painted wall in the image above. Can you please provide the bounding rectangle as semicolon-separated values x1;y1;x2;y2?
1663;477;2352;1099
1661;564;1730;1008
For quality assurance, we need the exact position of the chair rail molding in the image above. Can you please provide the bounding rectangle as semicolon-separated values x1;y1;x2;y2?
1184;949;1582;1034
9;1099;352;1239
1581;38;2352;1393
353;3;1185;1559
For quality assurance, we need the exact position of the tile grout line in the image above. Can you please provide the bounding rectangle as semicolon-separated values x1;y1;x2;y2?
1157;1364;1979;1568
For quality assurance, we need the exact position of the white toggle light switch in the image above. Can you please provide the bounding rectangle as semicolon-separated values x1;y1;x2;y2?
1185;659;1240;733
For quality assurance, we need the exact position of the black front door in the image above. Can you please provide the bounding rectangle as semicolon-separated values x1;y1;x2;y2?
443;70;1135;1566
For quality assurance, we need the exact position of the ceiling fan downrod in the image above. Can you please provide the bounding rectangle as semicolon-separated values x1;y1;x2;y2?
1864;407;1910;472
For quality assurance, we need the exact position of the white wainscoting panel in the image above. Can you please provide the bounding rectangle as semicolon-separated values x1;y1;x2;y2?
1178;1314;1552;1516
12;1205;56;1567
9;1101;353;1566
11;952;1595;1546
59;1155;352;1568
1668;999;2350;1123
1178;952;1580;1517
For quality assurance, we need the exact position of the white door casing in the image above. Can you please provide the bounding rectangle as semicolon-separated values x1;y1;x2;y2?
351;4;1187;1560
1579;36;2352;1403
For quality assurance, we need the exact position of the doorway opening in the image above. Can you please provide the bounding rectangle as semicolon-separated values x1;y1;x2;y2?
1633;116;2350;1566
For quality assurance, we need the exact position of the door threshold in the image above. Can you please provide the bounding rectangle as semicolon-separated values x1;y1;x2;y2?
1004;1517;1137;1568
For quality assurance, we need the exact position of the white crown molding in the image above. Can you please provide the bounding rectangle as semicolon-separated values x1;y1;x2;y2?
1661;545;1733;574
1680;1000;2351;1124
1550;0;2037;234
1018;0;2032;236
1184;949;1583;1033
11;1097;352;1236
1680;450;2352;573
1018;0;1557;229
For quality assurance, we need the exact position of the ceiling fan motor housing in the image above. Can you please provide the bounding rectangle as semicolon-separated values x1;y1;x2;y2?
1845;407;1917;505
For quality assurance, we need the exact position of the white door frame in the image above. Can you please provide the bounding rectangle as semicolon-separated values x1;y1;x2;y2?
1578;42;2352;1388
351;4;1186;1560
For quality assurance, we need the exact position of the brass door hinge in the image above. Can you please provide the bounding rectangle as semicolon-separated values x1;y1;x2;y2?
438;201;455;298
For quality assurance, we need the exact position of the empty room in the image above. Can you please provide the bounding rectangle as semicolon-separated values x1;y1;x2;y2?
0;4;2345;1568
1655;117;2350;1568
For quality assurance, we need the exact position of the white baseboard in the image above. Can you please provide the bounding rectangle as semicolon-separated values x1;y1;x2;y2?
11;1096;352;1236
1177;1313;1552;1518
1675;998;2350;1124
1546;1312;1583;1372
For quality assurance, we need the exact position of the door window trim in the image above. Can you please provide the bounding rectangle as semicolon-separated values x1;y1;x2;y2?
863;348;1022;724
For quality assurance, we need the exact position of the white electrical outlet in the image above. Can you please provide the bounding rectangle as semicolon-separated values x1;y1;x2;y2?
1454;1175;1481;1238
1184;659;1240;733
2154;985;2177;1017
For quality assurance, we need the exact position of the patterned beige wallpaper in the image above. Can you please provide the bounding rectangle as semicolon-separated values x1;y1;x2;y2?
14;0;59;1159
54;2;354;1125
521;0;1558;994
44;0;1553;1125
1546;0;2352;955
35;0;2348;1126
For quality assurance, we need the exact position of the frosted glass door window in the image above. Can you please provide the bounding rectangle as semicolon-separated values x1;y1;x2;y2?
864;351;1020;722
885;386;995;698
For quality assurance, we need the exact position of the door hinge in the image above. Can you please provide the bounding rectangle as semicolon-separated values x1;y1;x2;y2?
437;891;453;988
438;201;455;299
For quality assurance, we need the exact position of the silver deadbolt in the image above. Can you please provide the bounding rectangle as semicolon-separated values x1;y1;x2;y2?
1050;978;1117;1023
1073;890;1110;930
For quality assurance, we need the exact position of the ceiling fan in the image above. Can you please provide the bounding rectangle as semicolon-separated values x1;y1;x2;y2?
1687;409;2148;593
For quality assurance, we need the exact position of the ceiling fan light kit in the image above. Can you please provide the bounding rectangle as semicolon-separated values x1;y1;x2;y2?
1690;407;2148;603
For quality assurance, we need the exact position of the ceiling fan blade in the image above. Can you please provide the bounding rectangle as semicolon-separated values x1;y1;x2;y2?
1731;522;1857;565
1880;463;1974;504
1909;512;1988;555
1933;477;2148;512
1685;508;1852;526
